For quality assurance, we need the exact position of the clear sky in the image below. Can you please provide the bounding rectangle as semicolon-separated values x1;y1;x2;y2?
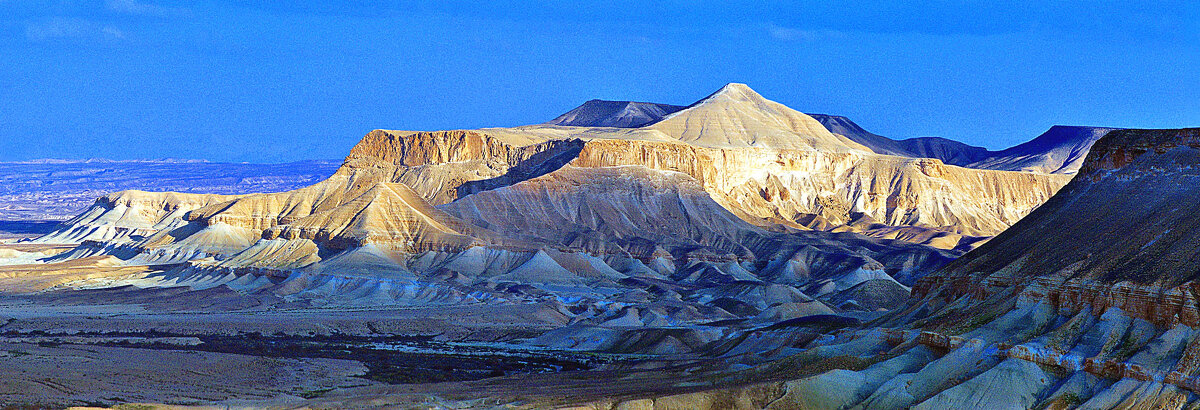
2;1;1198;162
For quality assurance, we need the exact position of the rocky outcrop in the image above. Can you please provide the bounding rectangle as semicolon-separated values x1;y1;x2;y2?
789;127;1200;408
547;99;685;128
32;190;241;244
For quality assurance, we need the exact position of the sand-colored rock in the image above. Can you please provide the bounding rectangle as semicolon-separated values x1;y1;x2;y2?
263;181;487;253
648;83;869;152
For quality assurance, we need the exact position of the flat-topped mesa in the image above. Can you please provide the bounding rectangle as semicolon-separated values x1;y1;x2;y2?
314;85;1072;243
177;131;561;232
344;129;585;171
340;129;588;205
908;127;1200;328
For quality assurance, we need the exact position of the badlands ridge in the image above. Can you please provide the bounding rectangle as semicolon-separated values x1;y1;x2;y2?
0;83;1151;407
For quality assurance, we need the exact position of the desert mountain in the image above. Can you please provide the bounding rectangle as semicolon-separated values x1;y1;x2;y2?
547;99;685;128
19;84;1042;326
28;84;1071;285
547;84;873;151
808;113;1119;175
33;126;953;306
14;83;1078;369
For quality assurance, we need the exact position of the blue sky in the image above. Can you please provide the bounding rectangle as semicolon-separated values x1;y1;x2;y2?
2;1;1198;162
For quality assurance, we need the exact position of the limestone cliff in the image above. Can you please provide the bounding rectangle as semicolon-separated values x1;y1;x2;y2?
567;139;1068;238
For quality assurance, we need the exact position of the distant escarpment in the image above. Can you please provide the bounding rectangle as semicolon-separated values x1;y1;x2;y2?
0;159;339;221
808;113;1119;175
547;99;685;128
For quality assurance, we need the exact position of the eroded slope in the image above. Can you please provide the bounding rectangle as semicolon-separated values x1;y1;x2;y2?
597;127;1200;409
